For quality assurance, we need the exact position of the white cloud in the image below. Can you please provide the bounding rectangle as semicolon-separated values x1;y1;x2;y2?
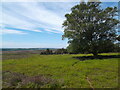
1;2;70;34
45;29;62;33
32;30;42;32
1;29;27;34
20;3;63;27
1;0;119;2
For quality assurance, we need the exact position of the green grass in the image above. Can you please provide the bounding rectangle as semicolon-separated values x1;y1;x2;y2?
2;53;119;88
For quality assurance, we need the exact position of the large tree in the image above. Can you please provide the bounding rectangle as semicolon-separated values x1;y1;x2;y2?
62;1;119;56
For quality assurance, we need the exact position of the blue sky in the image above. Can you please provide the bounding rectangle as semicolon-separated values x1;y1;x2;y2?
1;2;118;48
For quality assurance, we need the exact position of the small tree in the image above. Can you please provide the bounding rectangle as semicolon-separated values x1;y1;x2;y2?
62;0;119;56
45;48;52;54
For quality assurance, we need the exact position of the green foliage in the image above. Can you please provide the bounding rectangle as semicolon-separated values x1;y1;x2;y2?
3;53;119;88
116;35;120;41
40;48;53;55
55;48;68;54
114;43;120;52
62;1;119;56
40;48;68;55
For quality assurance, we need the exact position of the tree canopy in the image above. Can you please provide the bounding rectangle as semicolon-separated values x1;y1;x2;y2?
62;1;119;56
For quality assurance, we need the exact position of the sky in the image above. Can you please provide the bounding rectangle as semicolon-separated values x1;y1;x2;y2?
0;1;118;48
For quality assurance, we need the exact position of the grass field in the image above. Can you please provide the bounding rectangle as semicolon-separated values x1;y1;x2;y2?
2;52;119;88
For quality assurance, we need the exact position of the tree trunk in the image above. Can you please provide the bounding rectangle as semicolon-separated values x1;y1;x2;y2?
92;51;98;57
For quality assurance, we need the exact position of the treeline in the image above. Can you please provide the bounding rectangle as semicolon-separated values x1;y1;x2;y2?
40;43;120;55
67;42;120;54
40;48;68;55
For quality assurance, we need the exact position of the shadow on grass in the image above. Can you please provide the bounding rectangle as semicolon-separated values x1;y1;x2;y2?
73;55;120;61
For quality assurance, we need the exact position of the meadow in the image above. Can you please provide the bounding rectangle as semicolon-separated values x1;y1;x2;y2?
2;52;119;88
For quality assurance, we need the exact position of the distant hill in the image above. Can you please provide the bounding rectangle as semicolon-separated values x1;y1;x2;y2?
1;48;58;51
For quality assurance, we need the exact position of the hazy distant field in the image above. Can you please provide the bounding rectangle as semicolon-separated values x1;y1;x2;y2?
2;51;119;88
2;50;41;60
